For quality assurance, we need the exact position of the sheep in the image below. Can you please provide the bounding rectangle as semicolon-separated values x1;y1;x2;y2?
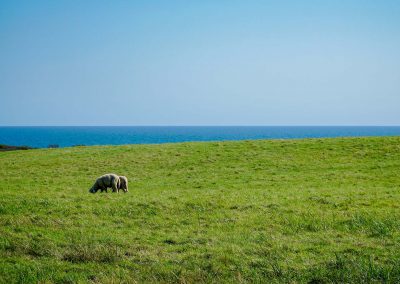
89;174;128;193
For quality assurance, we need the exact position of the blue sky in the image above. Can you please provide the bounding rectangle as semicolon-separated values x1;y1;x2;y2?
1;0;399;126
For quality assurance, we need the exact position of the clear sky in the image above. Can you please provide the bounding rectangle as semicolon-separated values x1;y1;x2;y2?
1;1;399;126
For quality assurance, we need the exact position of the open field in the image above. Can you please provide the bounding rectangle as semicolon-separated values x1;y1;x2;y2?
1;137;400;283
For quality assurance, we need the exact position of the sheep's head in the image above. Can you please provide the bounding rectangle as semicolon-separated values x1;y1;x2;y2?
89;187;97;193
119;176;128;193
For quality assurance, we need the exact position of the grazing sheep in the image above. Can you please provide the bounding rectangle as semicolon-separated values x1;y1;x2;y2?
89;174;128;193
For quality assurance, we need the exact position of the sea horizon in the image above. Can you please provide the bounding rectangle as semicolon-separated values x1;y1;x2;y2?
1;126;400;148
1;125;400;127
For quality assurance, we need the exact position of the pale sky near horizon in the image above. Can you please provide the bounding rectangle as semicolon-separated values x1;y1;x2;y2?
1;1;399;126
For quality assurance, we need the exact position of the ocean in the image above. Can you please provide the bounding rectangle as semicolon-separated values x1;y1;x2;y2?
0;126;399;148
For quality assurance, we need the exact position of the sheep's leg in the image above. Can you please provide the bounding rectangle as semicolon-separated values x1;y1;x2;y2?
111;179;119;193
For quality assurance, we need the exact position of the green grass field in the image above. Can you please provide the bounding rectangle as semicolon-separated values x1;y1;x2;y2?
1;137;400;283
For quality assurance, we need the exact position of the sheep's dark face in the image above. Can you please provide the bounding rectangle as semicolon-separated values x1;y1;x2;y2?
89;187;97;193
119;176;128;192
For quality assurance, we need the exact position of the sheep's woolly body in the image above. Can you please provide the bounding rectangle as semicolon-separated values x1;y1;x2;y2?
89;173;128;193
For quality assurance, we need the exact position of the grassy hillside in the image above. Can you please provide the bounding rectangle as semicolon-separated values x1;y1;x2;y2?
1;137;400;283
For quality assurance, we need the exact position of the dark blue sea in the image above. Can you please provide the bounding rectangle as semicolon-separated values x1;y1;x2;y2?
0;126;400;148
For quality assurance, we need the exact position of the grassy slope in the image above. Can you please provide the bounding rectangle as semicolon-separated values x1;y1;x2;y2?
0;137;400;283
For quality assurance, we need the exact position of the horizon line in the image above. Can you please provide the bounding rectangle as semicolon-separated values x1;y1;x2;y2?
1;125;400;127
